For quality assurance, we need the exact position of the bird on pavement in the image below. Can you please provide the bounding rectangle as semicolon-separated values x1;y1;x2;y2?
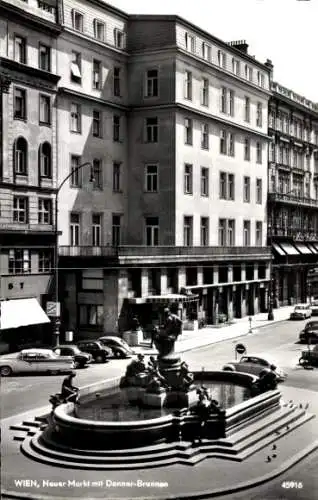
286;425;290;431
272;444;277;450
305;403;309;410
266;456;271;462
272;453;277;459
299;403;303;409
275;430;280;436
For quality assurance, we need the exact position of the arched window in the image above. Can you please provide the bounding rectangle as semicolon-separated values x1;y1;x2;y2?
39;142;52;178
14;137;28;175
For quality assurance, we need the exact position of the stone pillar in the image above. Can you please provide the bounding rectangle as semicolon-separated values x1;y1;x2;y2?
228;265;233;284
254;284;259;314
254;263;258;281
213;266;219;284
250;284;256;315
160;268;168;295
264;284;269;311
103;270;120;333
141;268;149;297
197;266;204;286
241;286;247;317
241;263;246;282
283;273;288;305
212;288;218;324
177;266;186;291
64;273;77;331
227;286;233;320
266;262;271;281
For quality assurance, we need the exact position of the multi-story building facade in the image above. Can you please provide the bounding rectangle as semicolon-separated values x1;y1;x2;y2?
268;82;318;306
0;0;61;349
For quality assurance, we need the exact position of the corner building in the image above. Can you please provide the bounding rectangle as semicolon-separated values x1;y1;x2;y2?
57;4;273;339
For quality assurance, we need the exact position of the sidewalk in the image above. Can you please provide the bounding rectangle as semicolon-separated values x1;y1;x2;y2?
134;305;296;355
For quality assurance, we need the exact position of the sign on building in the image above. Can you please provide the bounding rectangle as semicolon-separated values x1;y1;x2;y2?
46;301;60;317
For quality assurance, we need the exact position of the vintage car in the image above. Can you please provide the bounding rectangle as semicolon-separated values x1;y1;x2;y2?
310;300;318;316
76;340;111;363
299;345;318;367
98;336;134;358
0;348;75;377
222;354;287;382
53;345;92;368
290;304;312;320
299;321;318;344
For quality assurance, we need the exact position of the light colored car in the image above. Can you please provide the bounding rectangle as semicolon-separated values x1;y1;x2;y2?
310;300;318;316
0;348;75;377
222;354;287;382
290;304;312;320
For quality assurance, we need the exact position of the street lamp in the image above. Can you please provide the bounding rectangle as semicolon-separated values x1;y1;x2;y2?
53;162;94;346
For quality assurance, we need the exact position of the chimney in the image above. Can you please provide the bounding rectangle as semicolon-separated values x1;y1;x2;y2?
228;40;249;54
265;59;274;71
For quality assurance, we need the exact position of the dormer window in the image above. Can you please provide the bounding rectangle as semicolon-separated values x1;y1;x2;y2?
245;64;253;82
185;32;195;53
114;29;125;49
93;19;105;41
201;42;212;62
217;50;226;69
232;58;240;76
72;10;84;32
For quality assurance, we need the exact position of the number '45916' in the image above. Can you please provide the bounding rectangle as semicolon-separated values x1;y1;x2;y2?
281;481;303;489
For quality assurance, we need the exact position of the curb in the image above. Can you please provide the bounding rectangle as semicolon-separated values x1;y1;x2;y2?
2;440;317;500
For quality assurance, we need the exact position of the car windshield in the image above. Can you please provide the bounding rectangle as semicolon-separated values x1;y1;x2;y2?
295;306;306;310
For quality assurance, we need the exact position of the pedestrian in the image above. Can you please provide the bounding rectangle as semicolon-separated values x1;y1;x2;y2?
61;371;79;404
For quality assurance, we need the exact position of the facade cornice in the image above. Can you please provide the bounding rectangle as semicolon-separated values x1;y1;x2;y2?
270;93;318;120
0;2;62;35
0;181;57;194
84;0;129;20
0;57;61;86
58;87;129;111
62;28;129;60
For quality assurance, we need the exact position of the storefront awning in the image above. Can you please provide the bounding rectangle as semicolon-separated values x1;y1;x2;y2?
293;243;313;254
272;243;286;256
279;242;300;255
307;244;318;254
128;293;199;305
0;298;51;330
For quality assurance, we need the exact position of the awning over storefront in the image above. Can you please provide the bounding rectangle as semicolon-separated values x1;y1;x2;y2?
293;243;313;254
307;244;318;254
278;243;300;255
0;298;51;330
128;293;199;305
272;243;286;256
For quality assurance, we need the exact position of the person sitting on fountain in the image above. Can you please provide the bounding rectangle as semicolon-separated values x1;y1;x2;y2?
179;361;195;391
125;354;147;377
61;372;79;404
148;363;170;389
148;355;159;372
162;305;183;339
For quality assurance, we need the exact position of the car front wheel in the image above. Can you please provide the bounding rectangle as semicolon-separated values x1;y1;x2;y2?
95;355;105;363
0;366;13;377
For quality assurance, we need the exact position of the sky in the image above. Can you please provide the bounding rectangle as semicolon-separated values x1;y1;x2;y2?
107;0;318;102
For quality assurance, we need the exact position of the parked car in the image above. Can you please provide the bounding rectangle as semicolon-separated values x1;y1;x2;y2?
299;321;318;344
0;348;74;377
310;300;318;316
290;304;312;320
98;336;134;358
53;345;92;369
76;341;111;363
299;344;318;367
222;354;287;382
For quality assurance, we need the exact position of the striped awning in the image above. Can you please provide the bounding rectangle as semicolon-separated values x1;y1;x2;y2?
128;293;199;305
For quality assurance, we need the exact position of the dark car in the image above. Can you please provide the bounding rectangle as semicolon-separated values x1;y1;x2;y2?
76;340;111;363
98;336;134;358
53;345;92;369
299;321;318;344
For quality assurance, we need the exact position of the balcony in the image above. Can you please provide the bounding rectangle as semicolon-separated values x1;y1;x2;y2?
0;222;56;234
2;0;57;22
59;245;271;264
268;227;318;241
268;192;318;208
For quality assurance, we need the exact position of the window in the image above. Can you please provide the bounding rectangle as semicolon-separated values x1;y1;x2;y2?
39;142;52;178
221;87;227;113
145;69;158;97
220;88;234;116
243;220;251;246
183;216;193;246
39;250;51;272
244;137;251;161
256;221;262;246
185;32;195;52
243;176;250;202
245;64;253;81
244;96;250;122
70;155;81;187
184;118;193;145
201;42;211;62
113;67;121;96
14;35;26;63
229;90;235;117
79;305;104;326
92;214;102;246
219;172;227;199
256;178;262;204
13;196;28;223
70;103;81;132
256;102;263;127
9;249;31;274
257;71;265;88
269;142;275;162
184;164;193;194
146;117;158;143
145;164;158;192
217;50;226;69
71;51;81;83
201;78;209;106
14;137;28;175
145;217;159;246
184;71;192;100
112;162;121;192
39;94;51;124
112;214;121;246
93;110;102;137
228;132;235;157
93;19;105;41
218;219;226;246
39;44;50;71
92;59;101;89
201;123;209;149
92;159;103;189
232;58;240;76
114;28;124;49
256;142;262;163
220;129;227;154
228;219;235;246
113;115;120;141
201;167;209;196
38;198;52;224
200;217;209;246
14;88;26;119
70;213;80;246
228;173;235;200
72;10;84;31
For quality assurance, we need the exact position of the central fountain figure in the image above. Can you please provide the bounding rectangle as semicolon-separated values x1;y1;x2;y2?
154;305;183;358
